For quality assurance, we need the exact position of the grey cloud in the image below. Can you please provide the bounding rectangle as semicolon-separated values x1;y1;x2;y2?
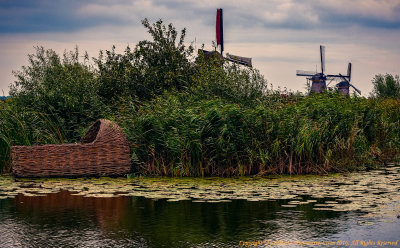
1;0;400;35
0;0;130;33
152;0;400;30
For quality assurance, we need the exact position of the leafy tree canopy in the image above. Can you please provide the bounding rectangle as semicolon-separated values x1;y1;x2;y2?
371;74;400;99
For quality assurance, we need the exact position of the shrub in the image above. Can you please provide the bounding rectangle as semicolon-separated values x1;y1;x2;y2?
10;46;106;142
191;51;269;106
95;19;196;104
371;74;400;99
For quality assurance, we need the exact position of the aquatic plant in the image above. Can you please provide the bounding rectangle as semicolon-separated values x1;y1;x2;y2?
1;165;399;218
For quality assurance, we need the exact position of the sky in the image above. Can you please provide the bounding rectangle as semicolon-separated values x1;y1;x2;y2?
1;0;400;96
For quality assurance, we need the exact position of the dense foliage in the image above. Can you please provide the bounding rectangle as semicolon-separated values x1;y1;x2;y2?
1;19;399;175
9;47;107;141
371;74;400;99
95;19;196;105
118;93;399;176
0;100;64;172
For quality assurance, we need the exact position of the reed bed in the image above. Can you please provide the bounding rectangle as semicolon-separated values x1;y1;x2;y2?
117;93;400;176
0;100;64;172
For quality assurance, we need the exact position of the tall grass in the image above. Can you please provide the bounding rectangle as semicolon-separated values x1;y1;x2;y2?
0;100;64;173
115;92;400;176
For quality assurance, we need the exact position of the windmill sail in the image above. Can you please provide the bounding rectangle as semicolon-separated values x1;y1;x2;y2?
216;9;223;54
226;53;252;67
350;83;361;95
347;62;352;81
320;45;325;75
296;70;316;76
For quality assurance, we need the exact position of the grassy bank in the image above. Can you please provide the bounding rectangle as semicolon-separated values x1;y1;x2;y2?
1;19;399;175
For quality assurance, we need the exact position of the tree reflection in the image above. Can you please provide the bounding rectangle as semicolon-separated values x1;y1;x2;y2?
0;191;353;247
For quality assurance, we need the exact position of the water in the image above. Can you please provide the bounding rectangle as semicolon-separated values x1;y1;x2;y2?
0;167;399;247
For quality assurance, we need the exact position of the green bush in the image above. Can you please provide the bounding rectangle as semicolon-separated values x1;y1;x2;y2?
95;19;196;105
371;74;400;99
10;46;106;142
191;51;269;106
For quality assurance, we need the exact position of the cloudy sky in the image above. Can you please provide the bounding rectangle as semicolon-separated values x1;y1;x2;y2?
1;0;400;96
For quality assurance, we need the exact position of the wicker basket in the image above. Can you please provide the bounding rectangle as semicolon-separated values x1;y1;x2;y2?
11;119;131;177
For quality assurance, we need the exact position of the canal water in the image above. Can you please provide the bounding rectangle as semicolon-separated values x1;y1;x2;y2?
0;166;399;247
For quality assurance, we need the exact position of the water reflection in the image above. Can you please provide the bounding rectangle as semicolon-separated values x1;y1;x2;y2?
1;191;390;248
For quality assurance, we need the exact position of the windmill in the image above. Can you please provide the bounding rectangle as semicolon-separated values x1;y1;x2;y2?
296;45;328;93
297;45;361;95
336;63;361;95
199;8;252;67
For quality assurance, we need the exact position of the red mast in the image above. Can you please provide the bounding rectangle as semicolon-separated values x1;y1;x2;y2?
216;8;224;55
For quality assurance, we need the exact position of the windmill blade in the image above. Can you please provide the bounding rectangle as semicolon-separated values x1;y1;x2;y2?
225;53;252;67
296;70;316;76
320;45;325;75
338;73;350;82
347;62;352;81
326;78;335;86
350;83;361;95
327;74;346;78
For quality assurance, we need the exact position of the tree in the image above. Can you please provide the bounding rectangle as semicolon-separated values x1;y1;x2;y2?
95;18;195;103
134;18;195;96
10;46;105;141
371;74;400;99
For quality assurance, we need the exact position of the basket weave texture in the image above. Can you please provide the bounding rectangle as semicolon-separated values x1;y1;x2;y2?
11;119;131;177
